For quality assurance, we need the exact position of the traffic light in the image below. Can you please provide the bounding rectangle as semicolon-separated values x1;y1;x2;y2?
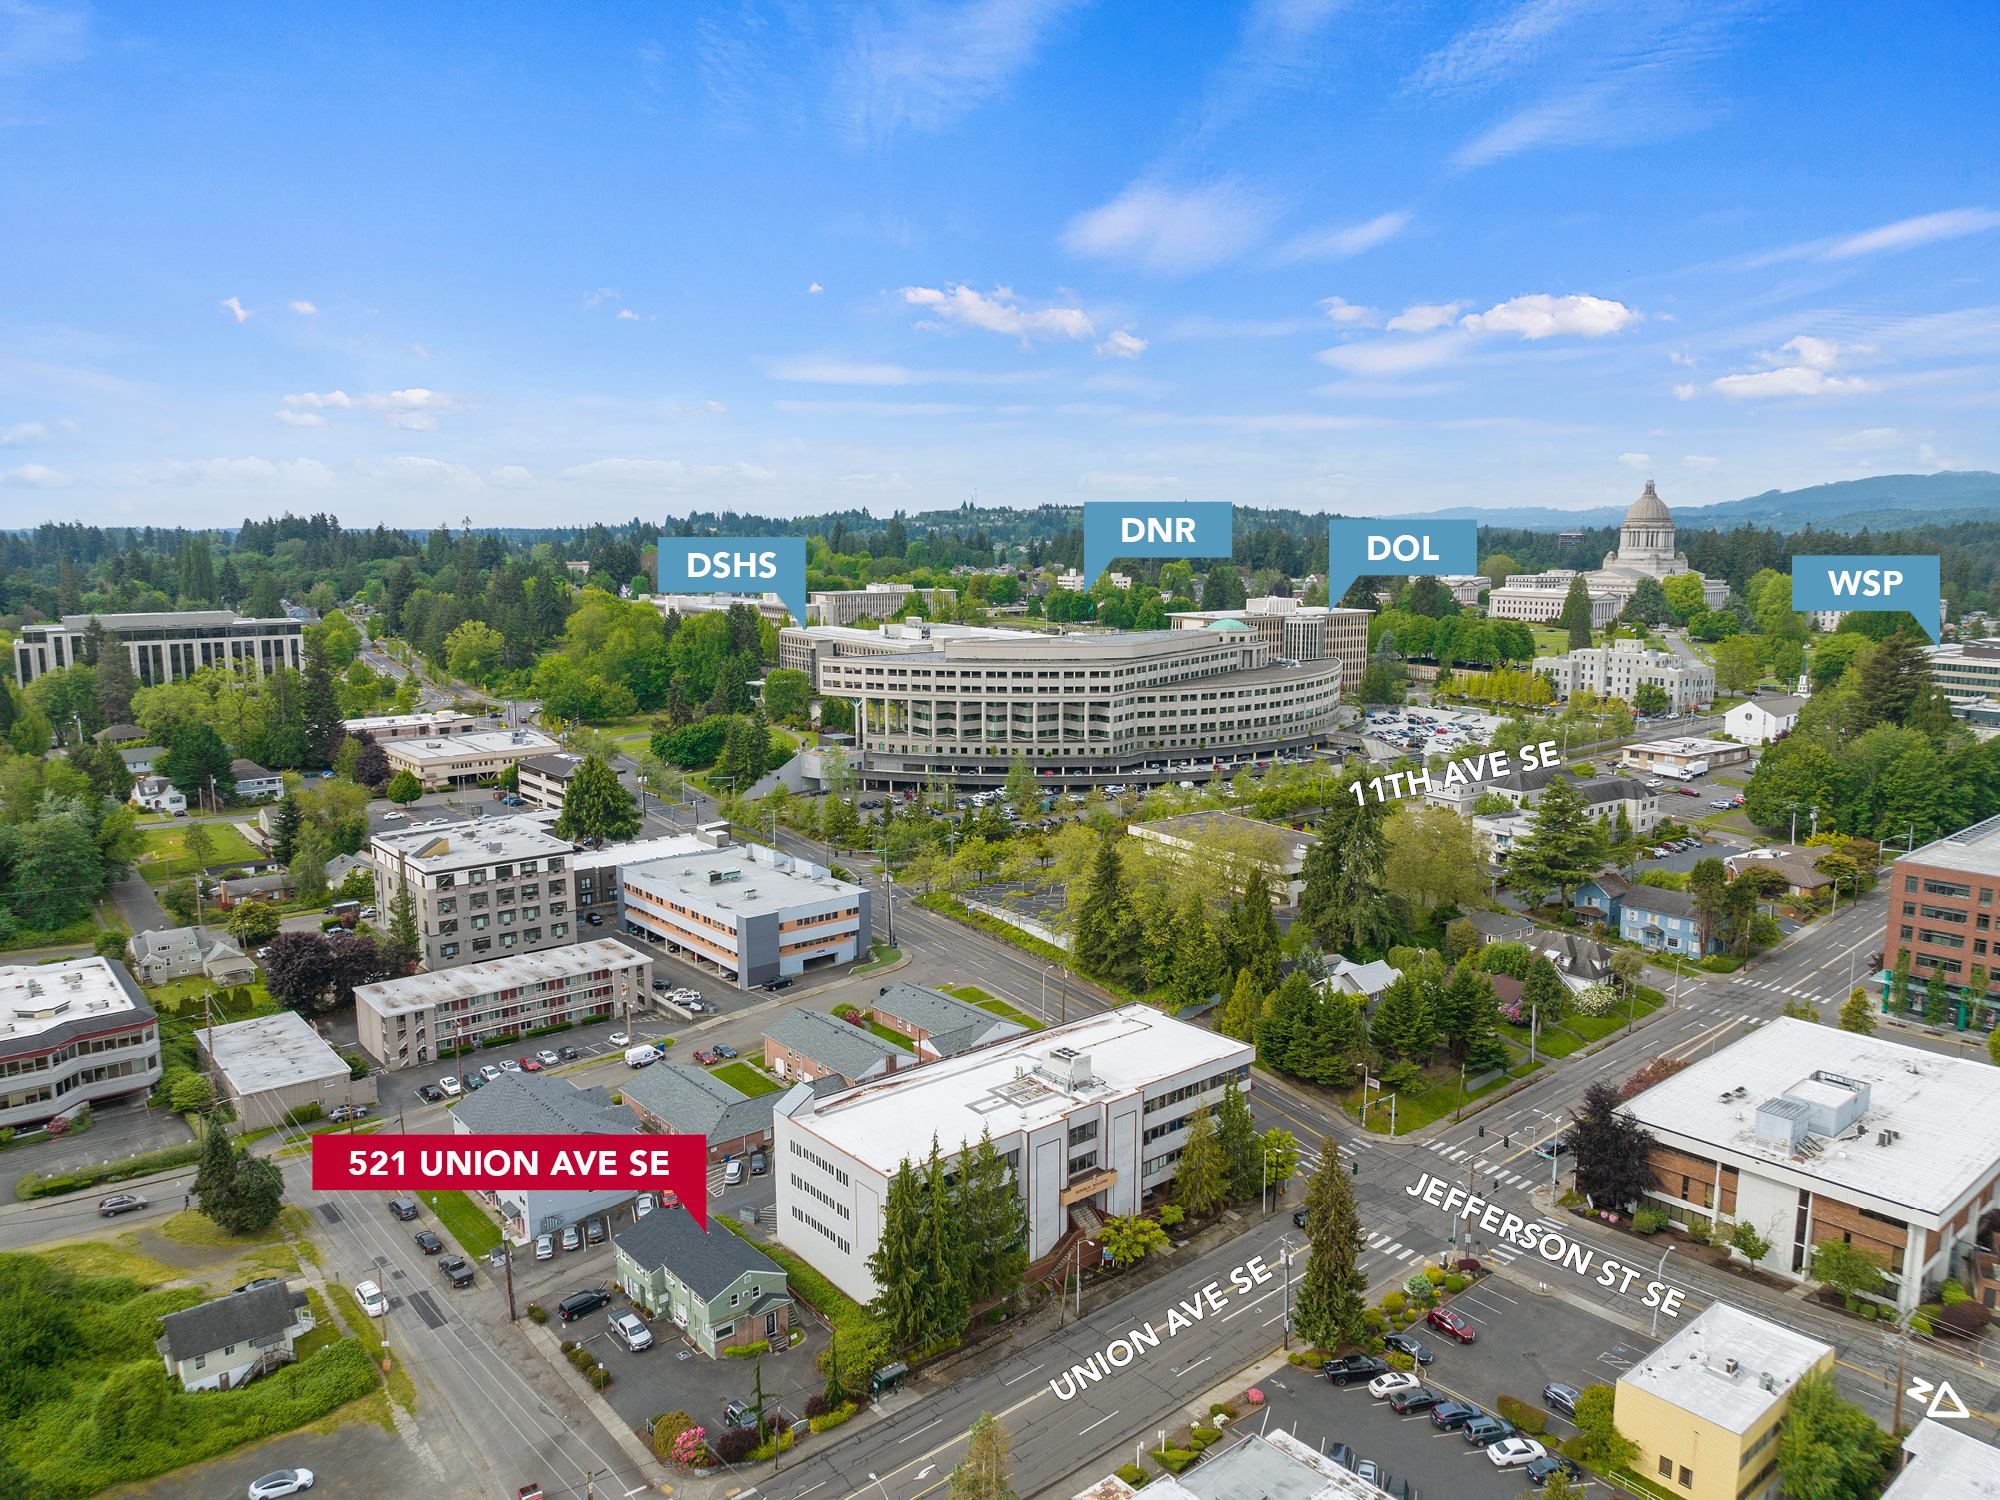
1503;1135;1510;1148
1351;1161;1359;1176
1478;1125;1485;1137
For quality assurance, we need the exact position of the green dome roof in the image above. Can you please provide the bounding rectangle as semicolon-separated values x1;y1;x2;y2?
1204;618;1249;630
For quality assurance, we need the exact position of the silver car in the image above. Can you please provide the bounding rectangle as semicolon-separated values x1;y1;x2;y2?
610;1311;653;1351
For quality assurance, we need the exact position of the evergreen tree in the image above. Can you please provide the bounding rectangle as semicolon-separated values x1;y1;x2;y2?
917;1139;970;1348
390;879;420;950
1291;1145;1369;1352
1228;871;1283;992
1215;1079;1261;1201
553;754;640;848
1255;970;1317;1074
1071;836;1133;982
268;792;304;865
1434;962;1511;1071
1520;953;1567;1029
1559;573;1594;651
301;641;344;769
1169;894;1223;1009
214;1154;286;1235
1216;967;1262;1042
79;613;106;667
1508;773;1598;911
0;682;15;742
954;1128;1028;1300
193;1122;238;1219
290;827;329;906
1570;1079;1660;1210
156;719;235;802
1173;1105;1228;1218
867;1159;929;1349
949;1413;1016;1500
1369;969;1436;1060
218;555;242;607
1853;630;1931;730
1305;993;1370;1088
1300;796;1393;953
1688;857;1728;955
246;570;283;620
57;556;82;616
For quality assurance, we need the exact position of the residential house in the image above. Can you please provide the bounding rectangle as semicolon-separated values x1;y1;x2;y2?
1427;762;1661;837
1520;930;1617;989
1723;695;1806;746
612;1203;793;1356
451;1071;639;1244
1317;957;1400;1004
323;852;372;892
218;872;293;907
763;1007;900;1085
231;759;284;802
1620;885;1720;957
1462;910;1537;945
133;776;186;815
870;982;1028;1061
93;723;146;746
157;1281;315;1392
622;1061;784;1163
1473;809;1531;859
1572;872;1631;925
129;926;211;984
117;744;166;777
1724;847;1836;902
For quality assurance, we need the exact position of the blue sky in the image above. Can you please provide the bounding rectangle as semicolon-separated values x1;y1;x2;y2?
3;0;1998;527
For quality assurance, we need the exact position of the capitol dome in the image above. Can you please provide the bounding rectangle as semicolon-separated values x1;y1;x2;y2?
1204;618;1250;630
1624;479;1671;526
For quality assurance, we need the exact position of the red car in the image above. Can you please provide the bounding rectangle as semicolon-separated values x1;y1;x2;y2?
1428;1308;1476;1344
518;1057;542;1073
692;1049;718;1065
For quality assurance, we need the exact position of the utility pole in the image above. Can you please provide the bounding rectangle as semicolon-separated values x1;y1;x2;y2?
1892;1331;1908;1433
502;1239;517;1321
204;987;219;1115
1280;1234;1293;1350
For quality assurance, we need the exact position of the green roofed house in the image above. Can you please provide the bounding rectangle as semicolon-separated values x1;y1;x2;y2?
612;1203;792;1356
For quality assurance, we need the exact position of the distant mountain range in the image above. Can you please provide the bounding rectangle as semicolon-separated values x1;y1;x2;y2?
1398;471;2000;533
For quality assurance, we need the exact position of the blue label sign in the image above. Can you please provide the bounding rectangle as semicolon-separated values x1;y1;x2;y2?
1326;518;1478;609
1082;501;1234;589
654;538;812;628
1790;555;1941;643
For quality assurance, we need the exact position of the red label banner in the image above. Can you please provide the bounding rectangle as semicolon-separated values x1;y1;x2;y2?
311;1134;711;1230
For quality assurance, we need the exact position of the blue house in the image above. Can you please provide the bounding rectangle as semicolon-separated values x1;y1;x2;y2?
1573;872;1631;926
1618;885;1719;956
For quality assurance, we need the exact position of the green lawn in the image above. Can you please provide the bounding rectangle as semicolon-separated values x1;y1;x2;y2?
0;915;101;952
145;975;277;1018
866;1019;915;1052
1568;994;1662;1041
1352;1061;1539;1136
963;993;1044;1031
1497;1020;1586;1060
135;822;266;879
424;1189;504;1258
711;1061;783;1096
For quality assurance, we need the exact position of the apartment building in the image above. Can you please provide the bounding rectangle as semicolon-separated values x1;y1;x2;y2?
619;841;871;989
1925;641;2000;708
353;939;650;1068
13;609;305;689
772;1005;1253;1302
1883;813;2000;1021
370;811;578;969
1619;1017;2000;1312
343;710;491;739
1486;571;1620;626
0;957;160;1132
515;751;586;812
809;623;1343;792
1127;811;1319;904
1168;597;1370;674
1614;1302;1832;1500
1538;638;1716;712
808;584;958;627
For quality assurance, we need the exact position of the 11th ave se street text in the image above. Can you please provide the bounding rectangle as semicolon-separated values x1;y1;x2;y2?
1351;740;1562;806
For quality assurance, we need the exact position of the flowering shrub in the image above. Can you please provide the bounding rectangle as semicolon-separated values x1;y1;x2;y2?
1245;1388;1265;1406
667;1427;710;1467
1571;983;1620;1018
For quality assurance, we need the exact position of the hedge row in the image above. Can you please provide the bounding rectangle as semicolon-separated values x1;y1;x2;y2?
808;1401;857;1433
16;1139;206;1199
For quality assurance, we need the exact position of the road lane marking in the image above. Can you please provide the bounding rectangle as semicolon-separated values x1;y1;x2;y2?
1078;1410;1121;1435
898;1419;943;1443
1000;1364;1045;1386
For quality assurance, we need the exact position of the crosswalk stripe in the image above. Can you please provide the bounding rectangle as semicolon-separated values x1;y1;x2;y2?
1395;1248;1415;1261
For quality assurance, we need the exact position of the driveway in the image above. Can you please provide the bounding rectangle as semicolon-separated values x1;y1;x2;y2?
109;1412;413;1500
9;1094;193;1199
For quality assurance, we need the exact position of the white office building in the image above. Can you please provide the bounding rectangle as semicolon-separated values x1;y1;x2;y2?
13;609;305;689
1538;638;1715;712
0;957;160;1131
379;726;561;791
772;1005;1253;1302
1486;571;1621;626
1167;597;1370;673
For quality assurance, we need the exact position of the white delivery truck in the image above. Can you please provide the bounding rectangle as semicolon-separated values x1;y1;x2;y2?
1655;760;1710;781
624;1045;661;1068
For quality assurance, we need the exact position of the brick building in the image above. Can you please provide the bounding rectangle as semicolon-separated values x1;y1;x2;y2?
1882;812;2000;1028
762;1007;901;1084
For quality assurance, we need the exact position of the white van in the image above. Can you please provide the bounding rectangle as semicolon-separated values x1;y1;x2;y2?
625;1045;660;1068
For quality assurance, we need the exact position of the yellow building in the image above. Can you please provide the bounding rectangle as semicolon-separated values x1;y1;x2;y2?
1614;1301;1833;1500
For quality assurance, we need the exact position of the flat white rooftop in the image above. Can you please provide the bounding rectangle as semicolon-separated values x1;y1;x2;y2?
197;1010;352;1093
383;728;559;764
1888;1418;2000;1500
1618;1301;1829;1435
793;1004;1249;1170
1620;1017;2000;1220
0;958;144;1042
372;812;569;870
1902;812;2000;881
1625;737;1739;757
624;843;861;916
571;832;710;870
354;939;648;1016
344;711;488;731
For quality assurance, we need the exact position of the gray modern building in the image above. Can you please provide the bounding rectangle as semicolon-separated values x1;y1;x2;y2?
13;609;305;689
0;957;160;1131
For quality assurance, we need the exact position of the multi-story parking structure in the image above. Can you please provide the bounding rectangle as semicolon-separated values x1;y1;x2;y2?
14;609;305;689
804;623;1343;792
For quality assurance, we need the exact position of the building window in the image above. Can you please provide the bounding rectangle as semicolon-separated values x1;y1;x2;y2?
1659;1458;1672;1479
473;938;491;953
441;943;459;959
1068;1120;1098;1148
1905;876;1918;892
194;1354;205;1370
525;928;541;942
1678;1468;1692;1490
553;923;568;937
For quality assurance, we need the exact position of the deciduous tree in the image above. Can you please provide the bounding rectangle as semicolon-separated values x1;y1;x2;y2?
1778;1374;1893;1500
950;1413;1015;1500
384;768;424;805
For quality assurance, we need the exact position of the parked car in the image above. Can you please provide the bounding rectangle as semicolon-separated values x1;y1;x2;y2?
328;1105;370;1123
1463;1415;1516;1446
1326;1443;1357;1471
499;1059;521;1072
353;1280;387;1317
1387;1386;1444;1414
1368;1371;1422;1398
608;1031;630;1046
724;1158;744;1185
480;1064;503;1081
692;1049;718;1065
1430;1400;1484;1429
583;912;604;926
388;1197;419;1221
712;1043;738;1059
560;1225;581;1252
1325;1354;1390;1387
417;1084;444;1103
749;1150;767;1176
519;1057;542;1073
414;1230;443;1254
439;1076;461;1097
636;1193;657;1218
535;1234;554;1260
1355;1460;1382;1487
723;1399;758;1429
557;1046;580;1061
763;977;795;991
439;1255;475;1287
1427;1308;1477;1343
1489;1438;1548;1468
1526;1454;1584;1487
556;1287;612;1321
1541;1382;1581;1419
536;1050;560;1066
1381;1332;1433;1364
611;1311;653;1351
585;1216;606;1246
247;1470;316;1498
97;1193;148;1217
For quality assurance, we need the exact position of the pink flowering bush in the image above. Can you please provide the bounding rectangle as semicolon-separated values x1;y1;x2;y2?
1245;1388;1265;1406
668;1427;710;1467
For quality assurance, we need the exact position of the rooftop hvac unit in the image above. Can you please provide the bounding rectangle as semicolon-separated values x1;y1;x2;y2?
1759;1372;1776;1392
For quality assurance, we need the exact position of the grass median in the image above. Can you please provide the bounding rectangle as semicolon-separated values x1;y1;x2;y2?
424;1189;504;1258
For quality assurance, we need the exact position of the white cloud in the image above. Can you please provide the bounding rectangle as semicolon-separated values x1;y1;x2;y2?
1276;211;1412;262
289;300;317;315
808;282;824;293
1618;452;1651;469
1777;336;1855;371
1680;454;1719;469
1708;368;1880;399
1316;331;1469;373
491;466;536;487
583;287;620;308
900;284;1092;343
220;297;250;323
413;343;432;359
673;400;729;416
1;464;72;488
1386;302;1466;333
832;0;1081;142
1673;383;1698;400
561;458;779;488
1095;329;1147;359
1824;207;2000;260
772;400;981;417
281;388;465;429
617;309;640;321
1450;89;1616;169
0;421;71;447
274;411;324;427
1828;427;1920;452
1459;293;1640;338
1318;297;1375;325
1063;180;1276;276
